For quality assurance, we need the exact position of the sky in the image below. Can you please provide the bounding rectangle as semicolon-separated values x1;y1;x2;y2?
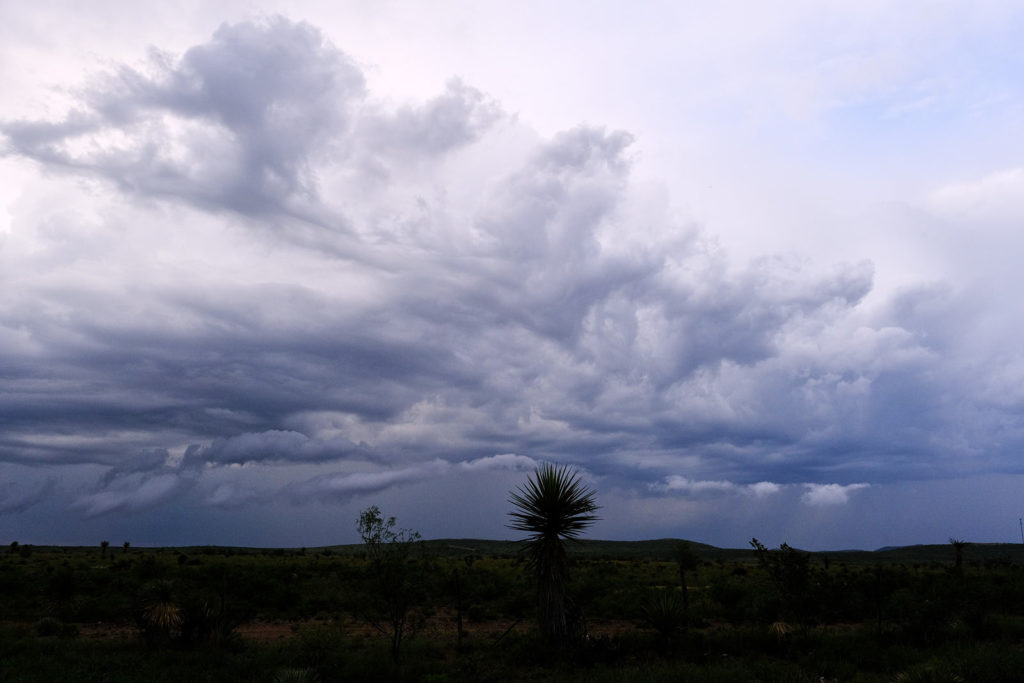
2;1;1024;550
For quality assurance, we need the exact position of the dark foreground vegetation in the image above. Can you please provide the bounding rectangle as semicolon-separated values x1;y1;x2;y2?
4;537;1024;681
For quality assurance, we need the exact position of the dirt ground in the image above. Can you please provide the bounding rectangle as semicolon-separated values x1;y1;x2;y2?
65;613;642;644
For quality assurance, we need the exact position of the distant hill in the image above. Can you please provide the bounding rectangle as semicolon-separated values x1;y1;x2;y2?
415;537;740;561
410;538;1024;565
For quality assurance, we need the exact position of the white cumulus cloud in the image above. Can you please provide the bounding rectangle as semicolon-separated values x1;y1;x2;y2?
801;483;870;507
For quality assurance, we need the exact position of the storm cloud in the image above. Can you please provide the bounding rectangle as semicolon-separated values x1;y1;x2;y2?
2;8;1024;549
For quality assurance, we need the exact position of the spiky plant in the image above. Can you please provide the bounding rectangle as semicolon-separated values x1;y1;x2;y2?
140;580;181;645
643;589;686;638
273;669;319;683
508;463;599;644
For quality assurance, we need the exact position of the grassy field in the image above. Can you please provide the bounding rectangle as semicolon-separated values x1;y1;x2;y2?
3;538;1024;681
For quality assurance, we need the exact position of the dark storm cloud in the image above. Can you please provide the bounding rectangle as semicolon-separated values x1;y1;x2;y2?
203;481;270;510
469;127;646;341
282;454;536;504
0;275;483;469
181;430;367;466
283;460;451;504
0;478;55;514
71;471;195;518
100;449;170;484
2;16;1016;526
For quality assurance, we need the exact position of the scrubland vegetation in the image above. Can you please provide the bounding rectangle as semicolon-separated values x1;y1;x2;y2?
2;467;1021;681
4;536;1024;681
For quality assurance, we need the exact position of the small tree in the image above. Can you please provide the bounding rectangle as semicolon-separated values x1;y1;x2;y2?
357;505;423;661
123;541;131;554
100;540;110;558
750;538;811;627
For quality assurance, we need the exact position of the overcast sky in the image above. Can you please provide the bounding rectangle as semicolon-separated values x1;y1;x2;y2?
3;1;1024;550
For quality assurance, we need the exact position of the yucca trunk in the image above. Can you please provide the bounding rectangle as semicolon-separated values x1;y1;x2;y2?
534;533;586;642
536;535;570;641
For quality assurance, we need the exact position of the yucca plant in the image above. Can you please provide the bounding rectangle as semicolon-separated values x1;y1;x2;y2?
508;463;599;644
139;579;182;646
949;537;969;573
643;589;686;638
